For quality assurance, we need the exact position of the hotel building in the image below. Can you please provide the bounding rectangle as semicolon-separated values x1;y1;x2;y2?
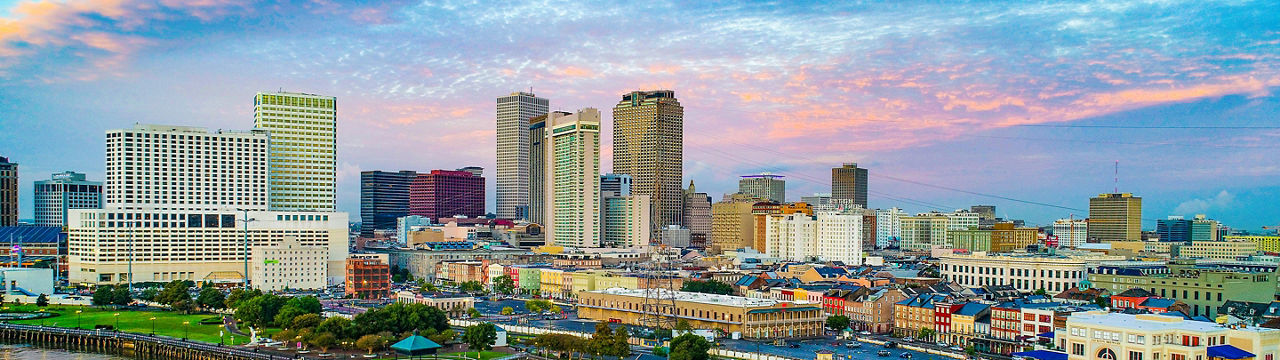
577;288;824;339
612;90;684;232
544;109;601;247
251;236;328;291
253;91;337;211
33;171;102;227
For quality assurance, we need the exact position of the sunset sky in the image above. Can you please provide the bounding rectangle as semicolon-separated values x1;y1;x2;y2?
1;0;1278;230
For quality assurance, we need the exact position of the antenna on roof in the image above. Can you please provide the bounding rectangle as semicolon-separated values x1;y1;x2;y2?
1114;160;1119;193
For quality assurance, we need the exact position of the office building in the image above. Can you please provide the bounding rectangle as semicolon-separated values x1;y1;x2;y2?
346;254;390;300
496;92;550;220
578;288;824;339
253;91;337;211
105;124;269;211
682;181;712;249
754;202;813;252
1227;235;1280;254
612;90;683;232
1089;264;1275;317
801;194;832;209
940;251;1125;294
831;163;868;208
1191;215;1220;242
876;207;904;248
738;173;785;203
544;109;601;248
711;194;757;253
251;236;328;292
396;215;432;244
1053;218;1089;248
947;223;1038;252
600;174;632;197
527;112;566;224
660;225;691;248
900;212;951;251
1088;193;1142;241
970;205;996;222
1059;311;1280;360
1157;216;1192;243
860;209;878;251
602;194;650;248
33;171;102;227
1175;240;1256;260
359;170;416;237
409;169;485;220
0;156;16;226
946;210;980;230
764;212;864;264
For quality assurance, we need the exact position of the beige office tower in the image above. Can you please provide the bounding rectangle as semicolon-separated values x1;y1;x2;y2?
496;92;550;220
544;109;601;247
1088;193;1142;242
612;90;683;235
710;193;758;254
832;163;868;209
253;92;338;211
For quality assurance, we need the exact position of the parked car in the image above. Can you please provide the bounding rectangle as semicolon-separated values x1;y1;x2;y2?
937;342;948;347
860;331;872;335
903;337;914;343
950;346;965;351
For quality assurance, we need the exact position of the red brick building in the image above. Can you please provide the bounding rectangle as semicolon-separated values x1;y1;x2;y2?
409;169;485;220
345;254;390;299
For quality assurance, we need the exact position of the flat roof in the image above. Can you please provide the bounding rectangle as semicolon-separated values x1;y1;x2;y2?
1068;312;1275;333
589;288;804;308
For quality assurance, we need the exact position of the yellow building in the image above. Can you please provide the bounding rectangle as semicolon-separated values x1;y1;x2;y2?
1177;241;1258;260
893;294;947;338
1227;236;1280;254
1060;311;1280;360
1088;193;1142;241
578;288;824;339
711;194;757;253
990;223;1038;252
539;268;572;299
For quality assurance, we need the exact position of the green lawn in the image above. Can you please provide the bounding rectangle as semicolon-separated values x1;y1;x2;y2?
2;304;268;345
428;351;508;360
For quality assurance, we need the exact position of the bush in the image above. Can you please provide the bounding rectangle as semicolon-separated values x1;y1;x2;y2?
198;316;223;325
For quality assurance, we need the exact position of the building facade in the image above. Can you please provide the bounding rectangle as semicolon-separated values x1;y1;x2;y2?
251;236;327;291
346;254;390;299
682;181;712;249
738;174;785;203
612;90;683;232
33;171;102;227
711;194;757;253
0;156;14;226
106;124;269;211
600;174;632;197
1054;218;1089;248
876;207;905;248
545;109;601;248
527;113;564;225
764;212;864;264
939;252;1125;294
359;170;416;237
1059;311;1280;360
901;213;950;251
831;163;868;209
253;91;337;211
603;194;650;248
578;288;824;339
1088;264;1275;317
409;169;485;220
496;92;550;220
1088;193;1142;242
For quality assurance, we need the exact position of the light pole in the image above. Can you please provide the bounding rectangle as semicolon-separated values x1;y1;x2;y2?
76;310;82;329
150;316;156;335
236;209;256;289
113;313;120;330
183;320;190;340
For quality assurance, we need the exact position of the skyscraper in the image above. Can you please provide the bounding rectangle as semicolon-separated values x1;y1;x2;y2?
0;156;15;226
545;109;601;247
831;163;868;208
603;194;650;248
738;173;786;203
1156;216;1191;242
253;91;337;211
359;170;416;237
1088;193;1142;242
612;90;683;234
600;174;632;197
682;181;712;249
496;92;549;220
527;112;564;225
33;171;102;227
409;169;485;220
105;124;270;211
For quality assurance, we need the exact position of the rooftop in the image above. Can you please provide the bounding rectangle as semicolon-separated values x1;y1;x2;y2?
589;288;803;308
1068;311;1276;333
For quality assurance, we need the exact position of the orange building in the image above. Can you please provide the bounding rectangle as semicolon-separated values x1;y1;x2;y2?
752;202;813;251
345;254;390;299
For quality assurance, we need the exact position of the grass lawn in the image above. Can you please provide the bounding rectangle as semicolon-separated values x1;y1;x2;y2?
429;351;508;360
2;304;272;345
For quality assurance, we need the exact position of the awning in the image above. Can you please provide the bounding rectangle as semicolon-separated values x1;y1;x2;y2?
1011;350;1068;360
1038;331;1054;339
1208;345;1255;360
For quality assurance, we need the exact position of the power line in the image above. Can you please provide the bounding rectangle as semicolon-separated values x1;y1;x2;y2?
1014;124;1280;129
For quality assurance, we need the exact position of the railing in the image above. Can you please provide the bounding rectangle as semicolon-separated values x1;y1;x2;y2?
450;319;804;360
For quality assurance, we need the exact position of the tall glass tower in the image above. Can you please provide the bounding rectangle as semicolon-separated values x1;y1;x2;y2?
496;92;549;220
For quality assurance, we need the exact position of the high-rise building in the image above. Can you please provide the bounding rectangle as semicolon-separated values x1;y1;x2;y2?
359;171;416;238
253;91;337;211
1190;214;1220;242
0;156;14;226
681;181;712;249
603;194;650;248
831;163;868;208
945;210;980;230
1088;193;1142;242
409;169;485;220
860;208;878;251
527;112;565;225
496;92;550;220
105;124;270;211
764;212;863;264
970;205;996;226
801;194;832;209
33;171;102;227
1053;218;1088;248
1156;216;1191;242
545;109;601;248
754;202;813;253
738;174;785;203
875;207;904;248
600;174;632;198
612;90;683;232
710;193;758;253
900;212;950;251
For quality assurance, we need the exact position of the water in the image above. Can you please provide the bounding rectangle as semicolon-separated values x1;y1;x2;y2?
0;344;126;360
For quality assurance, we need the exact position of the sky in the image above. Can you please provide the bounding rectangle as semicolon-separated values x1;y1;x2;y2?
1;0;1278;231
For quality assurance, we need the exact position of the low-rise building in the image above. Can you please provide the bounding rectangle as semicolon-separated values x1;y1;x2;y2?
346;254;390;299
251;236;327;292
1227;235;1280;254
1059;311;1280;360
940;251;1124;294
394;290;475;312
577;288;824;339
848;287;908;334
1089;263;1276;318
1176;241;1258;261
894;293;949;339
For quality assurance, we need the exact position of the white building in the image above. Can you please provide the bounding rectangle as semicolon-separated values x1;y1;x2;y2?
1054;218;1089;248
33;171;102;227
105;124;269;211
765;212;863;264
660;225;691;248
602;194;650;248
251;236;328;291
544;109;601;248
945;210;979;231
253;91;337;212
496;92;550;220
875;207;904;248
938;251;1124;294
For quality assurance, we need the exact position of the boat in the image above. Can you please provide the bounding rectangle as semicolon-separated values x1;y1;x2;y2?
879;350;892;356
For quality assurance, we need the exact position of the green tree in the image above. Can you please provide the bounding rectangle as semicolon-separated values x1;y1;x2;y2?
675;319;692;331
463;323;498;357
459;281;485;293
1034;288;1048;296
493;275;515;295
590;322;614;358
549;305;562;314
467;308;482;318
668;333;711;360
356;334;387;354
291;313;323;330
826;315;851;331
1095;296;1111;308
286;296;323;314
224;288;262;309
196;287;225;310
429;328;457;345
612;325;632;358
272;329;297;343
918;327;936;340
965;346;978;357
317;317;354;340
234;294;288;328
309;332;337;353
35;294;48;307
680;280;735;295
137;287;159;301
501;306;514;315
93;285;128;307
525;300;544;314
155;280;194;306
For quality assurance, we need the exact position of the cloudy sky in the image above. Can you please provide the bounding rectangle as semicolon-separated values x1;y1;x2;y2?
1;0;1278;230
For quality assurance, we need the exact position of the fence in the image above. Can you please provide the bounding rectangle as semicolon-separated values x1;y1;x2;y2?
450;319;805;360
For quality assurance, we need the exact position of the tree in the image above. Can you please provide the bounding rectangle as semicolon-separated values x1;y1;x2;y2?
525;301;544;314
668;333;711;360
429;329;457;345
137;287;159;301
680;280;735;295
918;327;936;340
35;294;48;307
459;281;485;293
317;317;354;340
501;306;514;315
675;319;692;331
357;334;387;354
826;315;851;331
1095;296;1111;308
172;299;195;314
309;332;337;353
196;287;225;310
292;313;323;330
493;275;515;295
155;280;194;307
548;305;562;314
590;322;614;358
612;325;632;358
468;308;482;318
463;323;498;356
965;346;978;357
234;294;288;328
224;288;262;309
1034;288;1048;296
92;285;131;307
286;296;323;314
274;305;308;328
272;329;298;343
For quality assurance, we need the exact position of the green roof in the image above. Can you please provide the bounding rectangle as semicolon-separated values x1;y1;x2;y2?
391;334;442;355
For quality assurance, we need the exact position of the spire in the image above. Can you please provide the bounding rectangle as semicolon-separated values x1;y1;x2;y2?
686;180;696;194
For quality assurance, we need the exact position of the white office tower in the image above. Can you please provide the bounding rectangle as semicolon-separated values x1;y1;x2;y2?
495;92;550;220
603;194;651;248
253;92;338;211
875;207;904;248
68;124;348;286
764;212;863;264
544;109;601;247
945;209;979;231
251;236;328;291
1053;218;1088;248
33;171;102;227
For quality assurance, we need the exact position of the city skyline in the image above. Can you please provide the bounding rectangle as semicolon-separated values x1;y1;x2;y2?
2;1;1279;229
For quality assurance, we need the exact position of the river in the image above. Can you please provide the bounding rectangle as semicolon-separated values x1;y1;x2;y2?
0;344;126;360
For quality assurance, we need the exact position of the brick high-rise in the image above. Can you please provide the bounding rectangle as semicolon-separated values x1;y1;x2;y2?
831;163;868;208
409;169;485;220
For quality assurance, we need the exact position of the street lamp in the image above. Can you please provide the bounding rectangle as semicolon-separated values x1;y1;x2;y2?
236;209;256;289
183;321;190;340
113;313;120;330
75;310;82;329
150;316;156;335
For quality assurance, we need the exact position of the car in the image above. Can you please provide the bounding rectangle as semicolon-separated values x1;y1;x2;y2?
900;353;912;358
950;346;965;351
860;331;872;335
788;342;801;348
879;350;892;356
846;342;862;349
937;342;948;347
884;341;898;349
903;337;914;343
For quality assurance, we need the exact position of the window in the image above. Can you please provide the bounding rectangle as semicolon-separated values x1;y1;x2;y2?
1130;352;1144;360
1072;344;1085;356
